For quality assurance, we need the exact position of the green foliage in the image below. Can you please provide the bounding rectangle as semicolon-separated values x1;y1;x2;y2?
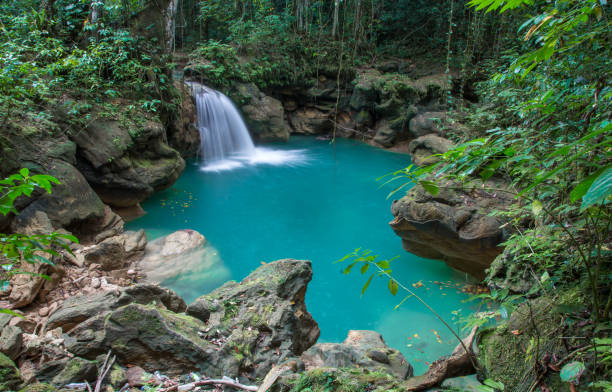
0;170;77;302
476;378;505;392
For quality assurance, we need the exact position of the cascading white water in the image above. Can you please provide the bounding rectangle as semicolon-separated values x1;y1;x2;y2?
188;82;308;171
190;83;256;164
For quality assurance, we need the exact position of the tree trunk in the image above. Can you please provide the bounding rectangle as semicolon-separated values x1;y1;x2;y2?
165;0;179;52
332;0;340;38
354;0;361;42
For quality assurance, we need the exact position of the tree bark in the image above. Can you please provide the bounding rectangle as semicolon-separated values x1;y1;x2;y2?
332;0;340;37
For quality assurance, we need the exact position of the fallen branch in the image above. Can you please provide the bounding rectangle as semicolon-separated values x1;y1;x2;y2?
403;326;479;391
159;376;258;392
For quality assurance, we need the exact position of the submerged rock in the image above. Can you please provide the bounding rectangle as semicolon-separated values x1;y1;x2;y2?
390;179;511;278
138;229;230;288
301;330;413;379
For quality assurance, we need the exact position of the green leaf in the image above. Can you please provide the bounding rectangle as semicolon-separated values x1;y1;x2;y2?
419;180;439;196
376;260;390;269
570;168;605;203
343;261;357;274
582;166;612;210
361;274;375;296
388;279;399;296
560;361;585;383
360;263;369;275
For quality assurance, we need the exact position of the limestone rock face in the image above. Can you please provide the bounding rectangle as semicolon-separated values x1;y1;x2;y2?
301;330;413;379
407;134;454;166
167;81;200;158
54;259;319;381
233;83;289;142
70;110;185;208
390;180;511;279
288;108;331;135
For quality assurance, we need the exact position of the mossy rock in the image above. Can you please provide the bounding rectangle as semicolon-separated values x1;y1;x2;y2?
51;357;97;387
0;352;22;392
19;383;55;392
275;368;404;392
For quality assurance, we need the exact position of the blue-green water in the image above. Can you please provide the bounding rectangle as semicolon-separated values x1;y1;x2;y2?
127;136;472;374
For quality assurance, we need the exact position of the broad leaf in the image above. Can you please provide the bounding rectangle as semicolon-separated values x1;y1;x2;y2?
582;166;612;210
560;361;585;383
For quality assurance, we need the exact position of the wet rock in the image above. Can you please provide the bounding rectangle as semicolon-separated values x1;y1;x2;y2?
51;357;97;387
301;330;413;379
167;81;200;157
407;134;454;166
233;83;289;142
0;325;22;360
0;352;22;391
390;179;511;278
138;230;229;287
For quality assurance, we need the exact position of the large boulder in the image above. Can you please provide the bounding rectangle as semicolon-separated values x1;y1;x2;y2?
407;134;454;166
232;83;289;142
56;259;319;381
167;81;200;157
64;103;185;208
390;179;511;279
301;330;413;379
408;111;448;138
82;229;146;271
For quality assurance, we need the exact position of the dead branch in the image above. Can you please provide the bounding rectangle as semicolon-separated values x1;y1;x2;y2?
159;376;258;392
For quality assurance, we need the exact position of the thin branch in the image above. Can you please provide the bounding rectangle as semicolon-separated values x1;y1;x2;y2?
158;377;258;392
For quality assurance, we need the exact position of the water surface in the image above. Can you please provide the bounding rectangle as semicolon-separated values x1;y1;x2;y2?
127;136;472;374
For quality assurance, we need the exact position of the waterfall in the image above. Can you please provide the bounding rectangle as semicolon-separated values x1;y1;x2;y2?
188;82;308;171
190;83;255;164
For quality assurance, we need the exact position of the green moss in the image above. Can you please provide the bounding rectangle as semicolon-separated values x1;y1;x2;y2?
19;384;55;392
289;368;402;392
0;352;21;392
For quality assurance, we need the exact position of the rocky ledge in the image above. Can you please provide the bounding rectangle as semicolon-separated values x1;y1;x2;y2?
390;178;513;279
0;258;432;392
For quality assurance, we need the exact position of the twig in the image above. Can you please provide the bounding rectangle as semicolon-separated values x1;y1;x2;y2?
94;351;116;392
159;377;258;392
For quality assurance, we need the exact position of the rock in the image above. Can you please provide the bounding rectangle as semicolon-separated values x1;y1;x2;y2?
18;383;56;392
0;315;11;331
350;69;382;111
0;326;22;360
70;109;185;208
51;357;97;387
10;161;106;232
47;283;186;331
233;83;289;142
107;364;127;389
33;359;68;384
167;81;200;157
90;278;101;289
407;134;454;166
83;230;147;271
301;330;413;379
9;317;35;334
63;259;319;381
0;352;22;391
288;108;331;135
138;230;230;288
408;111;447;138
390;179;511;278
185;297;211;323
126;366;147;387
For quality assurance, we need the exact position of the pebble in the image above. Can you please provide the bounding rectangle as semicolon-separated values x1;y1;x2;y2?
91;277;101;289
38;307;49;317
